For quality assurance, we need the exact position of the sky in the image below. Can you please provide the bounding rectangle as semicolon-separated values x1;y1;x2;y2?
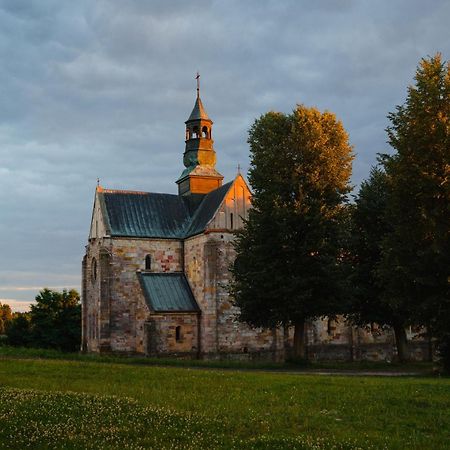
0;0;449;312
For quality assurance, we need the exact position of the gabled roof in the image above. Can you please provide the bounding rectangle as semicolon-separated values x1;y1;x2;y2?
185;181;232;237
138;272;200;313
97;181;233;239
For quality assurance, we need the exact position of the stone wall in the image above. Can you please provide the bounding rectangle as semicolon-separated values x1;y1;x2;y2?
184;232;285;360
146;313;199;357
83;233;431;362
83;236;184;354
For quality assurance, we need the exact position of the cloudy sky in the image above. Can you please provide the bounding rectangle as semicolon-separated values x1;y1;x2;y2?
0;0;449;311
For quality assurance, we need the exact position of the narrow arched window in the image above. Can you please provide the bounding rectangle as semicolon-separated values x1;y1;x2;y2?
175;326;182;342
192;126;199;138
202;126;208;138
145;255;151;271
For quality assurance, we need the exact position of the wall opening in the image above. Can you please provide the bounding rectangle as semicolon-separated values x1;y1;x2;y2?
145;255;151;271
175;326;182;342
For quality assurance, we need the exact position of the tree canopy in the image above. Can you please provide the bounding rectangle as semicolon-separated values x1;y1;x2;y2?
231;105;353;358
0;302;13;336
379;53;450;365
5;289;81;352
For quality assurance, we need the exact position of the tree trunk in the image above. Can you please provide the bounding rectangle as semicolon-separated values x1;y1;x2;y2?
393;320;409;363
293;318;307;360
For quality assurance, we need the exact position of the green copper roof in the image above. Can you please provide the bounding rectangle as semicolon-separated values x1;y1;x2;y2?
98;182;232;239
139;272;199;312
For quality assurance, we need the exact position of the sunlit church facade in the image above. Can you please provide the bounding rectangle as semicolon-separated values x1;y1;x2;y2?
81;86;429;361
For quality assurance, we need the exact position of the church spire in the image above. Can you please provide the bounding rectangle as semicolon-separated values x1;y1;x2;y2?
176;76;223;196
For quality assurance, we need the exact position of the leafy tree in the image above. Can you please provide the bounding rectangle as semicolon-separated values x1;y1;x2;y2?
380;54;450;365
350;166;411;360
5;312;31;347
231;105;354;359
29;289;81;352
0;302;13;335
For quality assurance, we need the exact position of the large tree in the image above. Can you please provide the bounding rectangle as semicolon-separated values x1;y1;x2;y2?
380;54;450;365
231;105;354;358
350;166;411;361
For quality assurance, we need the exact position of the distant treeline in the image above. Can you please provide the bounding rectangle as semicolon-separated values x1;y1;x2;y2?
0;289;80;352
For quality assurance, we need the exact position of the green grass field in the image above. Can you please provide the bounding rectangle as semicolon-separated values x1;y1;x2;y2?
0;352;448;449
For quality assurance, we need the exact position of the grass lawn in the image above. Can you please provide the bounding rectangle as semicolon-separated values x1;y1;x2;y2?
0;353;448;449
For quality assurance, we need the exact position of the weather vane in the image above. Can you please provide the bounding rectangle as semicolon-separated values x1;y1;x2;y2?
195;71;200;97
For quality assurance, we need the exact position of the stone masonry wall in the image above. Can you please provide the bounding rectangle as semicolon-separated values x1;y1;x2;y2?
146;313;199;357
84;236;184;354
184;232;285;359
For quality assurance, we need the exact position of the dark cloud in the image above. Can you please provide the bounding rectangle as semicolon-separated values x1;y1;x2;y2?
0;0;449;310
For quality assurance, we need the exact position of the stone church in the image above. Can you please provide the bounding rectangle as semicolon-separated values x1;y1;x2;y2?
82;87;430;361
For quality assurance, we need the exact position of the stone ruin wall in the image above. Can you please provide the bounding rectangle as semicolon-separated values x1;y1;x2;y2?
306;317;431;362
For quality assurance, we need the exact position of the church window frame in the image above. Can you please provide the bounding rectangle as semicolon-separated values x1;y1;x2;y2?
145;254;152;271
201;126;209;138
192;126;199;138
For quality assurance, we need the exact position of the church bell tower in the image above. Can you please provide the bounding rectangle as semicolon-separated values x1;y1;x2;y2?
176;74;223;196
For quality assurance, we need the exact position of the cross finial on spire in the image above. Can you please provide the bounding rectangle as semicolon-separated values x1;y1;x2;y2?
97;177;100;186
237;163;241;174
195;71;200;98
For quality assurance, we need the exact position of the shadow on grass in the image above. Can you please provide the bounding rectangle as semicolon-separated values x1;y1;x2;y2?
0;345;437;375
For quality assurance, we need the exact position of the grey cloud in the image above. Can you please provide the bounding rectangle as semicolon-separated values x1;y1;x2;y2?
0;0;449;308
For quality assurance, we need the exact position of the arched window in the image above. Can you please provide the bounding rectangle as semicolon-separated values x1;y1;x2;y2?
91;258;97;283
202;126;209;138
175;326;182;342
185;128;191;140
145;255;151;271
192;126;199;138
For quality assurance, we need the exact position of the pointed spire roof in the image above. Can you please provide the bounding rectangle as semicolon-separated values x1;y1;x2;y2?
186;96;211;123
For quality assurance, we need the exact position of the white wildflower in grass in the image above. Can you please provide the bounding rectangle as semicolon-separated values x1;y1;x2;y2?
0;387;424;450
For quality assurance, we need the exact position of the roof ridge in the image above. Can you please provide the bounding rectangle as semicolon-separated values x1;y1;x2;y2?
102;189;180;196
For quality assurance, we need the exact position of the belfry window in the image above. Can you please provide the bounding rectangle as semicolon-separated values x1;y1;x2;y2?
185;128;190;140
175;326;182;342
192;126;199;138
202;126;209;138
145;255;151;271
